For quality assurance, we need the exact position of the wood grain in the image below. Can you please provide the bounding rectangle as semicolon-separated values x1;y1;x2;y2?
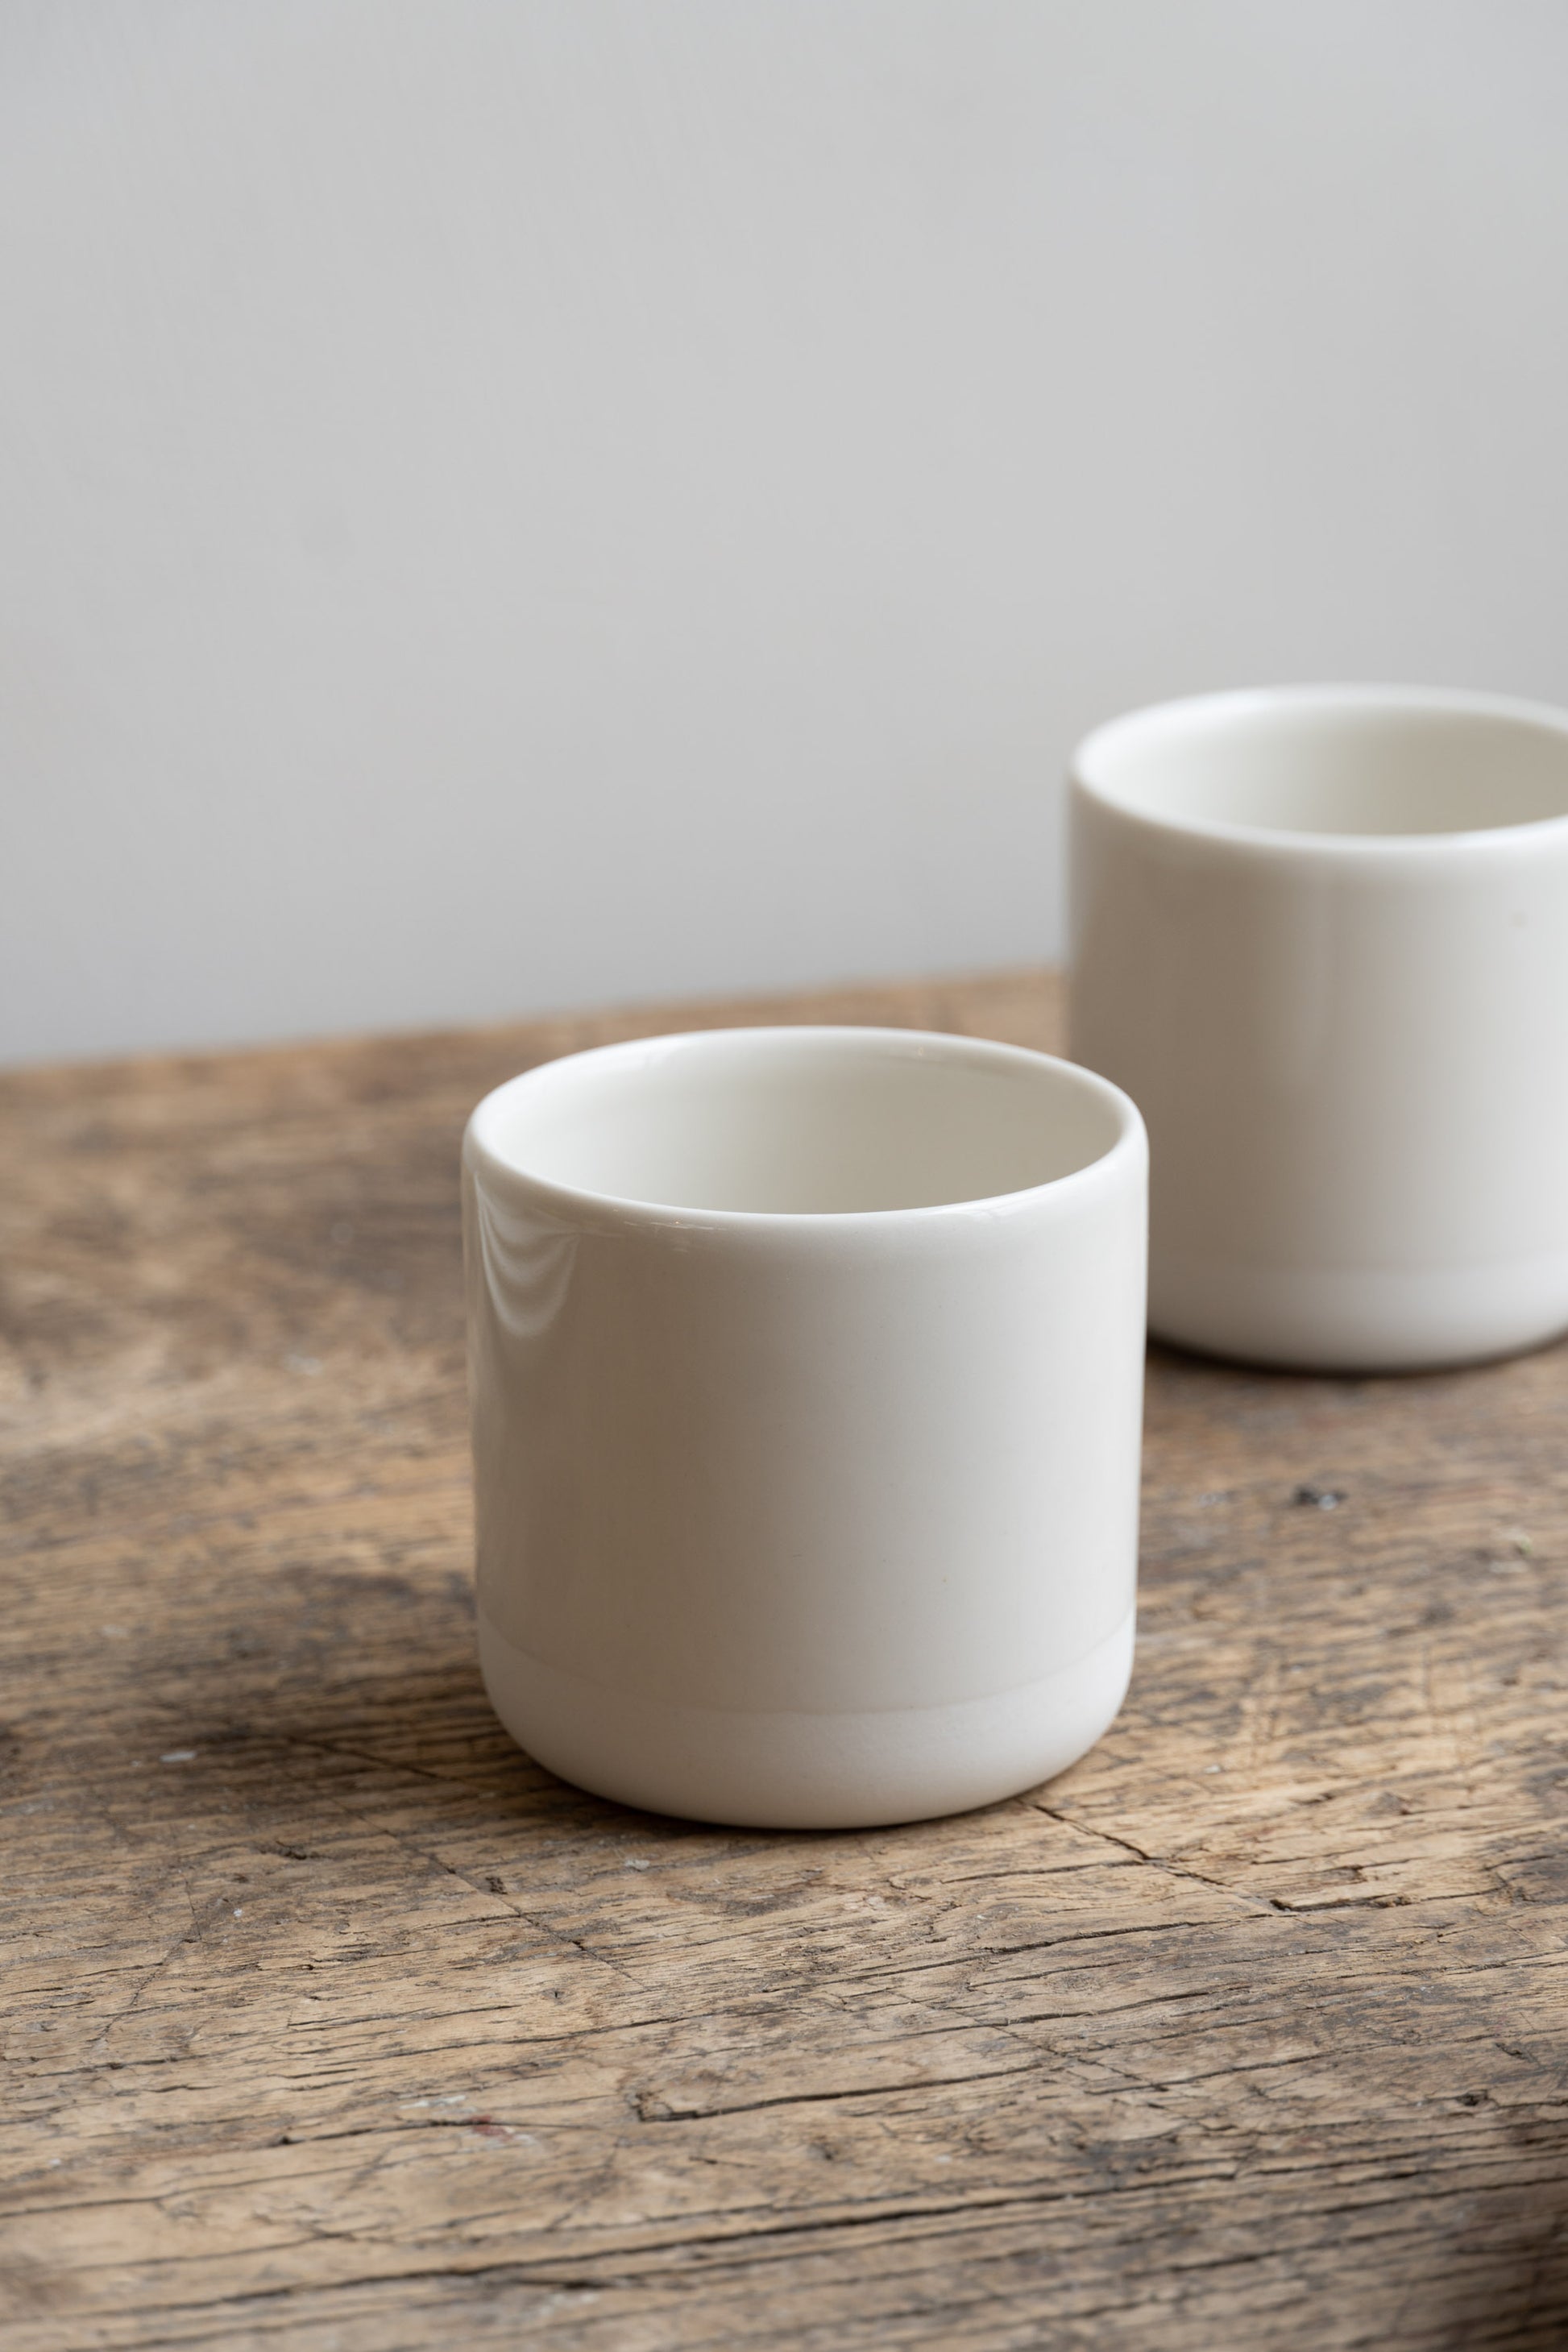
2;969;1566;2350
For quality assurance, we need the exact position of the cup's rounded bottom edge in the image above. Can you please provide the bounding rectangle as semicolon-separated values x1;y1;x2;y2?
478;1610;1136;1831
1150;1251;1568;1375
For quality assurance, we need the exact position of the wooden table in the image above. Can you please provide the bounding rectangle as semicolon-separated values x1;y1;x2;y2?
4;970;1567;2350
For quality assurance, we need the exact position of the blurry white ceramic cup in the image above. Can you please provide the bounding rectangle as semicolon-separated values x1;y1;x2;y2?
463;1027;1147;1829
1068;685;1568;1372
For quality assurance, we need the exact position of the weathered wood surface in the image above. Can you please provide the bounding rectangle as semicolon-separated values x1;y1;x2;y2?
2;969;1567;2350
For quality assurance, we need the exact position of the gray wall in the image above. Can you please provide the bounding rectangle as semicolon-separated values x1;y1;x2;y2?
4;1;1566;1062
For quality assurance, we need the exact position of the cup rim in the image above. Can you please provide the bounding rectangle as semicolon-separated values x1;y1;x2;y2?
1071;683;1568;857
464;1024;1146;1234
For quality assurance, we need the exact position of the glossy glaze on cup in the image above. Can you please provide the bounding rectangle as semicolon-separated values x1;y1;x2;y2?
1069;686;1568;1371
464;1027;1147;1829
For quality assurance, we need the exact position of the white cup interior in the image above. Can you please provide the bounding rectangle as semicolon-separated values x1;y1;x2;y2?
472;1028;1128;1215
1077;691;1568;840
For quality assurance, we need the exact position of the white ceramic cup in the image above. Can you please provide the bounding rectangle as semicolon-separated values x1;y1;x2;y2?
1068;685;1568;1372
463;1026;1147;1829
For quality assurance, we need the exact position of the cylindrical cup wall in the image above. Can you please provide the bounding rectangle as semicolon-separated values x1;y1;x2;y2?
463;1027;1147;1828
1068;687;1568;1371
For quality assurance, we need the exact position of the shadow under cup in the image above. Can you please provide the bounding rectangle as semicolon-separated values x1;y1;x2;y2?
1068;685;1568;1372
463;1027;1147;1829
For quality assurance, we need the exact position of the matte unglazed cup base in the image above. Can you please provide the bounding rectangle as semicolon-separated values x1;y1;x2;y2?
1152;1249;1568;1375
480;1607;1135;1831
